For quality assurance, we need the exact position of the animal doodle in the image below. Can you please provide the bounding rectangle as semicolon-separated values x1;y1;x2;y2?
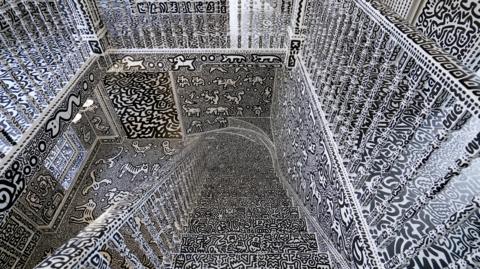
213;77;240;89
105;73;181;138
161;140;176;155
132;141;152;156
46;94;81;137
206;107;229;116
209;66;228;73
221;54;247;63
201;90;220;105
244;76;266;85
187;120;203;133
224;91;245;105
119;163;149;181
253;106;263;116
182;105;201;117
207;117;228;128
82;171;112;195
103;188;130;210
252;54;282;63
177;75;190;88
168;55;196;71
95;146;124;168
90;116;109;132
121;56;146;70
192;76;205;86
70;199;97;224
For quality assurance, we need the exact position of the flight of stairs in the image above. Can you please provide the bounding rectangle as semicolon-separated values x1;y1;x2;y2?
172;175;331;268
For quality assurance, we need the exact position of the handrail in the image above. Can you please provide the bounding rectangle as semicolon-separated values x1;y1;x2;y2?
34;137;207;269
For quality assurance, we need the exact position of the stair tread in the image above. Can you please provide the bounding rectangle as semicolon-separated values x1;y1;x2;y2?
172;253;331;269
191;207;300;219
179;233;318;254
187;218;307;233
197;197;291;207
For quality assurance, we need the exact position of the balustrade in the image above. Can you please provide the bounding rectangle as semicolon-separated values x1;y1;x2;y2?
298;0;480;267
34;139;207;268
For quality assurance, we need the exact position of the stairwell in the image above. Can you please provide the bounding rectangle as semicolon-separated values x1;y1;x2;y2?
171;133;332;268
173;175;331;268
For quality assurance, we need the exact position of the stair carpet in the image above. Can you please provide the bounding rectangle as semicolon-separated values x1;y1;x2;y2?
172;176;331;268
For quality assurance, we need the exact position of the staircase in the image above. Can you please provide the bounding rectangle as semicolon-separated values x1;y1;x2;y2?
172;175;331;268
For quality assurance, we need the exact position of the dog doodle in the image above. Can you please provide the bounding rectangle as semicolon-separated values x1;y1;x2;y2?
221;54;247;63
213;76;240;89
182;105;201;117
70;199;97;224
176;75;190;88
119;163;149;181
224;91;245;105
46;94;81;137
252;54;282;63
192;76;205;86
82;170;112;195
132;141;152;156
206;107;229;116
95;146;124;168
121;56;146;70
201;90;220;105
168;55;195;71
187;120;203;133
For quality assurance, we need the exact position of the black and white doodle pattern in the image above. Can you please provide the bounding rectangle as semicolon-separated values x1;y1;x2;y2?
172;63;276;134
416;0;480;71
104;72;182;139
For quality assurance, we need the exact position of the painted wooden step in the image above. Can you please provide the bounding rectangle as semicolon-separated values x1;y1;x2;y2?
180;233;318;254
187;218;307;233
201;189;287;197
191;207;300;219
202;181;284;191
172;253;331;269
197;196;291;207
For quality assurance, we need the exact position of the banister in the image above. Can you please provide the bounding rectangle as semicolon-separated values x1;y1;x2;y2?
34;137;207;269
354;0;480;116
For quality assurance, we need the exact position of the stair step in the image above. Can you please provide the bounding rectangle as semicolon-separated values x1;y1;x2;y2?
203;182;284;190
172;253;331;268
180;233;318;254
197;196;291;207
191;207;300;219
187;218;307;233
201;189;286;197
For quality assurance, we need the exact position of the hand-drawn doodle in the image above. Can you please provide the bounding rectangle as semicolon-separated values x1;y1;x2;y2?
90;116;109;132
221;54;247;63
207;117;228;128
168;55;196;71
70;199;97;224
213;77;240;89
244;76;266;85
206;107;229;116
201;90;220;105
192;76;205;86
252;54;282;63
46;94;81;137
121;56;146;70
161;141;176;156
187;120;203;133
224;91;245;105
177;75;191;88
82;171;112;195
119;163;149;181
209;67;228;73
182;105;202;117
95;147;124;168
132;141;152;156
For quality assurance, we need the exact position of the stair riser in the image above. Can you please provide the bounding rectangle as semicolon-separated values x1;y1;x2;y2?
191;207;301;219
187;219;307;233
180;233;318;254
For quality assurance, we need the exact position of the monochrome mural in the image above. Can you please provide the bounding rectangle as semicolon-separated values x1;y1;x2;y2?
172;63;276;134
104;72;182;139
